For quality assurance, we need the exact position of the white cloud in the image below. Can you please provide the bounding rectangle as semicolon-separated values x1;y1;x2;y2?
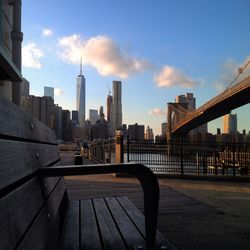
148;108;166;116
42;28;53;37
154;65;196;88
22;43;43;68
58;34;150;78
54;88;64;96
214;56;250;91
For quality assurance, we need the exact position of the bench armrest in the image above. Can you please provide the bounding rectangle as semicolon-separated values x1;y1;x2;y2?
38;163;159;249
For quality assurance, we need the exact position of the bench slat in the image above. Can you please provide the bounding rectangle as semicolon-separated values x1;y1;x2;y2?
0;176;65;249
61;201;79;250
117;196;174;249
0;140;59;190
0;96;56;143
105;196;145;249
80;200;102;249
93;198;127;250
0;178;45;249
18;177;66;250
117;196;146;236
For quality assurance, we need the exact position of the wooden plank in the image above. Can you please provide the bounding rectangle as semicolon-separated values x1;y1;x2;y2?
117;196;174;250
60;201;79;250
80;199;102;250
17;204;50;250
105;196;145;249
0;96;56;143
0;178;45;250
0;140;59;190
0;175;66;250
117;196;145;236
93;198;126;250
18;177;67;250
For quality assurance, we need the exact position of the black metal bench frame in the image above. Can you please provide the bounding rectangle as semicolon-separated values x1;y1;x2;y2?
38;163;159;249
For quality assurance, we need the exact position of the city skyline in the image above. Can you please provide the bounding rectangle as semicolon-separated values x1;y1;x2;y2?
22;0;250;135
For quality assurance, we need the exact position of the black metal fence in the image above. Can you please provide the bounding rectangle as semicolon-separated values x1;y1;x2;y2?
89;138;115;163
126;139;250;176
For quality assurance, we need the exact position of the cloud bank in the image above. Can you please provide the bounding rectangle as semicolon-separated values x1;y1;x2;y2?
58;34;150;78
54;88;64;96
154;65;196;88
22;43;43;68
148;108;166;116
42;28;53;37
214;56;250;91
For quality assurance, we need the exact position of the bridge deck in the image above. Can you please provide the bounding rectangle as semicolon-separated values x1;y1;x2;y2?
173;76;250;134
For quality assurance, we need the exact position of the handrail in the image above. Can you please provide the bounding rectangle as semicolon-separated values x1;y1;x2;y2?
38;163;160;250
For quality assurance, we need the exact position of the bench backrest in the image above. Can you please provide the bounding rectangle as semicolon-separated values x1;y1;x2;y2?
0;97;67;249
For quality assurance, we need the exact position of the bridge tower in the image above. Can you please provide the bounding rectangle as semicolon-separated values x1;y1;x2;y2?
167;102;189;141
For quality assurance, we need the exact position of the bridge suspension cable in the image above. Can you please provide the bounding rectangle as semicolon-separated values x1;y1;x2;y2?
227;59;250;89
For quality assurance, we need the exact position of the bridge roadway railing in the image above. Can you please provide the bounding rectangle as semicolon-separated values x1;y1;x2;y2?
174;75;250;130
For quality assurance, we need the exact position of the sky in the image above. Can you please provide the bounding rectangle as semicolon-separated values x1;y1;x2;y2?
22;0;250;135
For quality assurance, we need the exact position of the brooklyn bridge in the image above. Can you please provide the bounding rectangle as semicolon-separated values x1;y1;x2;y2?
167;75;250;138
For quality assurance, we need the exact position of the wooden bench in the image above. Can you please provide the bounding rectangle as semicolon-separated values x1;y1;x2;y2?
0;97;174;250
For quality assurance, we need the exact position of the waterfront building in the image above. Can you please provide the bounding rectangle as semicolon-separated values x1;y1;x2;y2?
128;123;144;140
20;78;30;110
145;126;154;140
21;78;30;98
112;81;122;131
62;110;71;141
224;113;237;134
52;104;62;140
107;94;113;124
175;93;195;111
99;106;105;123
22;95;54;127
40;96;54;126
89;109;99;125
161;122;167;140
175;93;208;135
76;60;86;127
72;110;79;123
0;0;22;105
44;86;54;100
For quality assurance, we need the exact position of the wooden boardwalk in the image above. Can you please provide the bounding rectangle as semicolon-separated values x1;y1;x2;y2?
61;152;250;250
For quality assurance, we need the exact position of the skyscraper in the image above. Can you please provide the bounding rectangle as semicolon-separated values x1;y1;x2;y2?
44;86;54;100
106;94;113;124
21;78;30;98
76;59;86;127
112;80;122;131
89;109;98;125
72;110;79;123
224;113;237;134
145;126;154;140
175;93;207;134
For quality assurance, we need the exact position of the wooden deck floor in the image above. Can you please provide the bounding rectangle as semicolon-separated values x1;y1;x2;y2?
61;152;250;250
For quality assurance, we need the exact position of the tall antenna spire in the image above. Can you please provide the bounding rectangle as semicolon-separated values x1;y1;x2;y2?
80;57;83;75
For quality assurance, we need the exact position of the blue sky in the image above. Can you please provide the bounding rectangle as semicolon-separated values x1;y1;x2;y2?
22;0;250;135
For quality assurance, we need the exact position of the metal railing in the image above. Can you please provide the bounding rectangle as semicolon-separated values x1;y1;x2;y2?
126;139;250;176
89;138;115;163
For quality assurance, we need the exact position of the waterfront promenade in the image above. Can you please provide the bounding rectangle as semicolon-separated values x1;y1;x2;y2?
61;152;250;250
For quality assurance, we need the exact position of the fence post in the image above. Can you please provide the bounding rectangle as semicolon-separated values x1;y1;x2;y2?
232;140;236;177
203;154;207;175
214;153;218;175
115;130;124;164
127;135;130;163
180;138;184;175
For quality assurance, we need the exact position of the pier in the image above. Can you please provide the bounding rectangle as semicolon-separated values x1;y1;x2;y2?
61;151;250;250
